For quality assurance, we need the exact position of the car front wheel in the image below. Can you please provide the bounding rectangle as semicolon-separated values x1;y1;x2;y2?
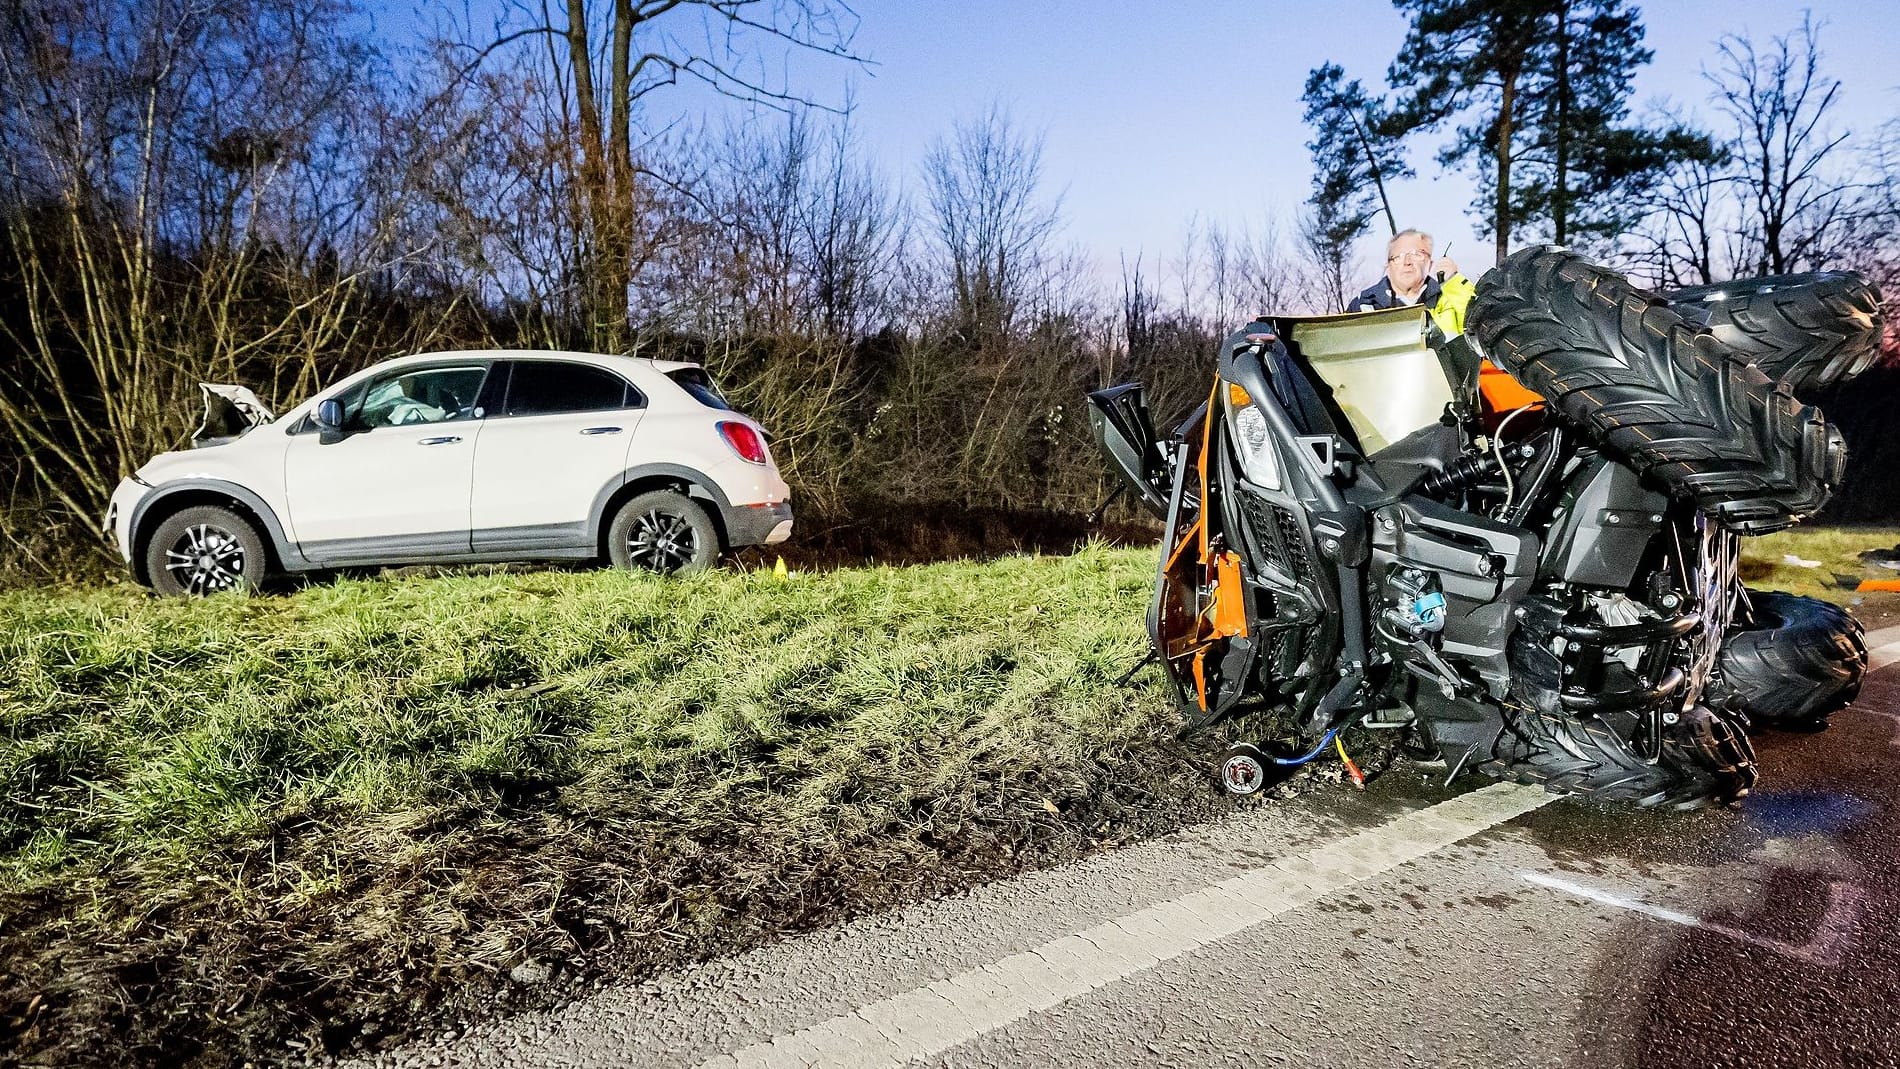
144;505;268;596
607;490;719;576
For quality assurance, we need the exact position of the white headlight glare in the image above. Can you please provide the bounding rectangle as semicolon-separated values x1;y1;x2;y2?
1228;400;1281;490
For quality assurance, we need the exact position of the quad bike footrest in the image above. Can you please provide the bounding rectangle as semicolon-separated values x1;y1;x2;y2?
1556;611;1701;647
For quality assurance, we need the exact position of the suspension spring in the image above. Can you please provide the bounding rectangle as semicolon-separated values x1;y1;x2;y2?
1422;452;1503;497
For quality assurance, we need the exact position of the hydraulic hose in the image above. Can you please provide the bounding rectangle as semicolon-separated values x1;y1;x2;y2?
1506;425;1566;528
1271;728;1341;766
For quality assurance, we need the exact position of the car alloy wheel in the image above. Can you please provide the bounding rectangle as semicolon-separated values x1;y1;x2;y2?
606;489;719;576
625;508;700;573
163;522;250;595
143;504;268;597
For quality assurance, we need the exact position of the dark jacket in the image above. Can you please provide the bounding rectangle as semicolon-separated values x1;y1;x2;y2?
1353;275;1443;312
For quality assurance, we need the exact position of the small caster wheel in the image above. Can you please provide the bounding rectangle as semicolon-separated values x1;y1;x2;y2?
1220;743;1269;796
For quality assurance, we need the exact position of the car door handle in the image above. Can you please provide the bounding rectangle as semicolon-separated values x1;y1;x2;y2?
418;435;462;445
580;426;623;435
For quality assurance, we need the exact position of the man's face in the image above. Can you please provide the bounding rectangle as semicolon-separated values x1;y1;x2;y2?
1385;235;1432;293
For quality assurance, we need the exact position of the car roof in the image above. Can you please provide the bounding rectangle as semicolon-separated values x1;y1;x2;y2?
382;349;702;375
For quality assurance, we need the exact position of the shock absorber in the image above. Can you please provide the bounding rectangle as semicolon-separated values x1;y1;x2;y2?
1421;452;1502;497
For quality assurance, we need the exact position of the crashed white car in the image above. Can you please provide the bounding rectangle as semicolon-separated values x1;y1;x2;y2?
107;350;793;595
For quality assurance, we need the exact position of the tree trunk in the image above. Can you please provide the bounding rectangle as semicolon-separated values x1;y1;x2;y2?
1344;107;1398;236
1495;66;1519;262
1553;0;1570;245
565;0;633;349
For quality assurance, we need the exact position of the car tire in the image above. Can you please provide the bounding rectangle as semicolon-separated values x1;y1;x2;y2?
1663;272;1885;394
607;490;720;576
144;505;269;596
1708;590;1867;729
1468;246;1845;535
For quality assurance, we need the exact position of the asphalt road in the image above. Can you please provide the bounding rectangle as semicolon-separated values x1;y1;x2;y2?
348;627;1900;1069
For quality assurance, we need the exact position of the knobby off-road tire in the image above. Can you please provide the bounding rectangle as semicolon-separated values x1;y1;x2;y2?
1469;247;1845;535
1665;272;1886;394
1708;590;1867;728
1483;702;1757;809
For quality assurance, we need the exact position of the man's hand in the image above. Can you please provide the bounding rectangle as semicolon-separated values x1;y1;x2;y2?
1435;255;1459;279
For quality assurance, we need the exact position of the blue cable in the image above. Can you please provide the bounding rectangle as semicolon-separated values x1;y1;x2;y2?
1269;727;1340;766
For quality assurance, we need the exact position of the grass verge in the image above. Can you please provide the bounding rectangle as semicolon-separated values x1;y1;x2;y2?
0;546;1246;1066
1737;525;1900;624
5;525;1894;1066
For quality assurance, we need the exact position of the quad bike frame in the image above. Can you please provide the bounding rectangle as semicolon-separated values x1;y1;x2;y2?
1089;250;1880;808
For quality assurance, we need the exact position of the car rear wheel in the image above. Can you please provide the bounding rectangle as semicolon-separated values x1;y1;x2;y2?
607;490;719;576
145;505;268;596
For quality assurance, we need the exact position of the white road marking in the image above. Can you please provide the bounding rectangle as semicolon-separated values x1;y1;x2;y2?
695;783;1554;1069
1519;870;1865;967
1873;711;1900;752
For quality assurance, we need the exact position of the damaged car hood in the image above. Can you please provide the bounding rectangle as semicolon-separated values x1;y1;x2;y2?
193;383;275;447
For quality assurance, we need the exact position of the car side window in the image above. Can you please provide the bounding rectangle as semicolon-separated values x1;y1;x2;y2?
503;361;635;416
341;365;489;430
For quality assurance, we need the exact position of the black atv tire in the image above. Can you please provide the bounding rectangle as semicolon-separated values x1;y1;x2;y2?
1482;702;1757;809
1708;591;1867;729
1469;247;1845;535
1664;272;1885;394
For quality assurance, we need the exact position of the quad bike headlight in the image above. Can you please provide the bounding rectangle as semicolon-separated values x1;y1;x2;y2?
1223;382;1282;490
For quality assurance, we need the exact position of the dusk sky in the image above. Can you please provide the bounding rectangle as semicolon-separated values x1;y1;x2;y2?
812;1;1900;287
404;1;1900;295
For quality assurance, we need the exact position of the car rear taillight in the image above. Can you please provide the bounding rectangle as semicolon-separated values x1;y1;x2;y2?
717;420;768;465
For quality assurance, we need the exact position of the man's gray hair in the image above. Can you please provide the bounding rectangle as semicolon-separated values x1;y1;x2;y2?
1388;228;1432;255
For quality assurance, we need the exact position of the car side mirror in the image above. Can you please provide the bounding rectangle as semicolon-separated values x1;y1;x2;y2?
316;398;347;444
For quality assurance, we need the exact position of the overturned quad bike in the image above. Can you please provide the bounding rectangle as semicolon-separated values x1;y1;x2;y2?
1091;247;1882;808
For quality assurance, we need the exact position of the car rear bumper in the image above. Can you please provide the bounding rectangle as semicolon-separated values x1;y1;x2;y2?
721;500;794;547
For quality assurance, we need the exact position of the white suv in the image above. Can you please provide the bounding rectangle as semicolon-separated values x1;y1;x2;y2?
107;350;793;595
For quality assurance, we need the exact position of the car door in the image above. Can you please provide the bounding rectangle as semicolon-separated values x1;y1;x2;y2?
283;362;491;562
469;359;645;553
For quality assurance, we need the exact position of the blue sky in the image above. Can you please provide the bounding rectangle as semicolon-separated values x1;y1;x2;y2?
754;0;1900;286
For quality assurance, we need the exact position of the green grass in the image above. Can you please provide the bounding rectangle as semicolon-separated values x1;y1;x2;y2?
1737;525;1900;607
0;546;1228;1066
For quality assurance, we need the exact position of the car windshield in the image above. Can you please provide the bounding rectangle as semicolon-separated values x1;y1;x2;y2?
667;367;732;411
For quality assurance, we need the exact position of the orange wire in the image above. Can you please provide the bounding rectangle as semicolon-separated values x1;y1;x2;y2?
1334;735;1366;789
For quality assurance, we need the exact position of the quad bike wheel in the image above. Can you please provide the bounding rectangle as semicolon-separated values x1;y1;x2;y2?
1484;702;1757;810
1469;247;1845;535
1665;272;1885;394
1708;591;1867;729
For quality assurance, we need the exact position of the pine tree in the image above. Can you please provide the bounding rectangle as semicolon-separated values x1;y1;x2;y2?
1300;64;1411;307
1385;0;1702;258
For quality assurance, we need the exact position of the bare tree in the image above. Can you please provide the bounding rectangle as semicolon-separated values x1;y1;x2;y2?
440;0;864;351
920;105;1062;341
1708;15;1868;275
1623;119;1730;288
0;0;414;539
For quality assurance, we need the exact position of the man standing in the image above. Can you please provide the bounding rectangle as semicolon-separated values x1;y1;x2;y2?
1353;228;1475;338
